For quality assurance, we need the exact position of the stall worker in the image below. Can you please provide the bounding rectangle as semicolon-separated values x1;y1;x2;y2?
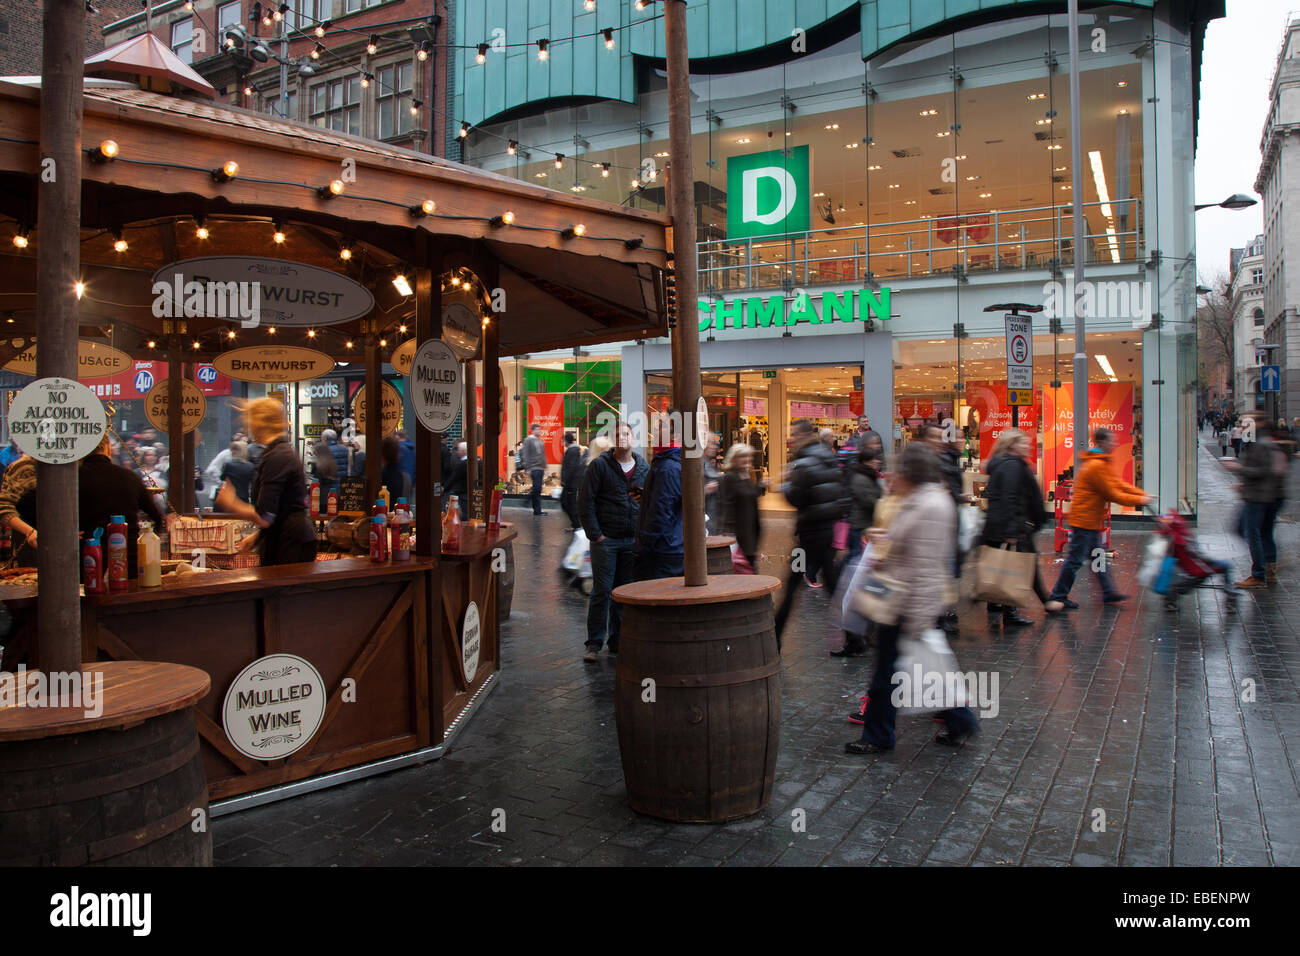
78;433;164;579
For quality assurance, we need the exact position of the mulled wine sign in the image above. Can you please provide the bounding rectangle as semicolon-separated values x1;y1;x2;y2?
222;653;327;760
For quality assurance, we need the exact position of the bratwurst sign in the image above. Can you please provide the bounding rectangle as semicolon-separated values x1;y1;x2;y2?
8;377;106;464
213;346;336;383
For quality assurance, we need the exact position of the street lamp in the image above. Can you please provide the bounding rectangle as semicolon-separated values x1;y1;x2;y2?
1193;193;1257;212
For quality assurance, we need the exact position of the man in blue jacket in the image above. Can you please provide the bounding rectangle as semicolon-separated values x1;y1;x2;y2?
635;416;685;582
579;423;649;662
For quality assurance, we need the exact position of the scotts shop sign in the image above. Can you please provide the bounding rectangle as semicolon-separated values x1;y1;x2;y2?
698;287;893;332
727;146;810;239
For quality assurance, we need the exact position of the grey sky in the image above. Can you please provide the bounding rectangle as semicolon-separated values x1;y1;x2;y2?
1195;0;1296;282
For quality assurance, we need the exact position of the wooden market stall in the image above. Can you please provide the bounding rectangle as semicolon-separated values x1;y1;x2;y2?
0;72;669;808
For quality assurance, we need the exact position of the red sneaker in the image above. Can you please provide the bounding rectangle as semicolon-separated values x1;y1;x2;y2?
847;696;869;724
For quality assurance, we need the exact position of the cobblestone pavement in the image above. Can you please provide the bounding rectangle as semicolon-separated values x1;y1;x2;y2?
214;445;1300;866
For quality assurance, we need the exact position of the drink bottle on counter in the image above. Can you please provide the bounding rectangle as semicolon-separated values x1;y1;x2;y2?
107;515;128;592
391;505;411;561
138;522;162;588
374;497;388;523
378;485;390;513
310;481;321;516
83;529;105;595
327;489;339;516
487;482;505;533
442;496;462;550
369;515;388;563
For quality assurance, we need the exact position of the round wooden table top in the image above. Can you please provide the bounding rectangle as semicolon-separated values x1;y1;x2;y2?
613;574;781;606
705;535;737;548
0;660;211;742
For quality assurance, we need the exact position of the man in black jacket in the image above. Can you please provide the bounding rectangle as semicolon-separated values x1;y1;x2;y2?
559;431;584;530
578;423;649;661
79;434;164;579
775;419;848;644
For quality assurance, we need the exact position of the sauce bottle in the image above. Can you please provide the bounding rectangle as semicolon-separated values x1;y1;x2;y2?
83;529;105;595
137;522;162;588
443;496;462;551
326;488;339;516
378;485;390;514
390;506;411;561
310;481;321;516
107;515;128;591
369;515;388;563
374;497;388;524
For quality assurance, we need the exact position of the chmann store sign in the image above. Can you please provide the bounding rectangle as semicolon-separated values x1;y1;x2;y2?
697;287;893;332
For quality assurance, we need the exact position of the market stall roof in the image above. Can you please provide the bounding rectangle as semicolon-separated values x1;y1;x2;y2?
83;31;217;99
0;81;670;357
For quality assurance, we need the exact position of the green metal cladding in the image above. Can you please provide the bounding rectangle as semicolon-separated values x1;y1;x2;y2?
453;0;1156;129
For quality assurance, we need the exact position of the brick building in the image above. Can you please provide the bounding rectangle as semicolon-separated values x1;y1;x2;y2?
0;0;140;77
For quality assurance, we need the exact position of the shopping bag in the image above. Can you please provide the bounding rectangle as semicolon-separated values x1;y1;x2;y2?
850;569;906;626
831;519;850;552
958;505;984;553
1137;535;1169;588
1152;554;1177;595
842;542;879;635
971;544;1036;606
729;543;755;574
562;528;589;571
893;628;970;715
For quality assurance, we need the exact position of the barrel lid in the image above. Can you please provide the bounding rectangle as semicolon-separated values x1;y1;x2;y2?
612;574;781;606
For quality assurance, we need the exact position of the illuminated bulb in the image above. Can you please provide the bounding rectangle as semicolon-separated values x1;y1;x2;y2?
417;41;430;61
379;338;387;347
360;73;370;89
460;121;471;138
421;199;436;215
75;281;84;299
193;341;200;349
585;0;595;10
12;231;28;249
573;223;586;236
399;324;407;333
450;276;461;288
601;163;610;177
339;246;352;260
315;24;325;38
367;35;378;55
409;99;421;116
502;210;515;224
147;339;156;349
97;139;119;160
273;228;286;243
268;327;276;335
603;28;615;49
113;237;128;253
307;329;317;338
329;179;345;196
537;39;549;61
346;340;354;349
555;153;564;169
227;330;236;339
311;43;324;60
507;141;517;155
476;44;488;64
244;85;254;97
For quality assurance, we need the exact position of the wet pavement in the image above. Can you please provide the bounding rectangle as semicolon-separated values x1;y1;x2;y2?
213;443;1300;866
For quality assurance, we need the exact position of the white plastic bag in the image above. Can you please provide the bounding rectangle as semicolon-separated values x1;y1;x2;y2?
958;505;984;553
893;628;969;715
562;528;589;572
840;542;879;637
1137;534;1169;588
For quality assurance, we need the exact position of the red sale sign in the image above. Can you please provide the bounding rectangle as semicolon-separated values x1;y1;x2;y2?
965;382;1042;466
527;393;565;464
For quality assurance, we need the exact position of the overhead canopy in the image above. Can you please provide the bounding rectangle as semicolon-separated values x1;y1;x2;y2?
0;81;670;358
84;31;217;99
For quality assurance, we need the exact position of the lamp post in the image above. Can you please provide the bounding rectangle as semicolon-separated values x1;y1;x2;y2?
1193;194;1258;212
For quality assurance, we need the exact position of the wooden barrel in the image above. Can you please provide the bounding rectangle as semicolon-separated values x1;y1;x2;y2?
612;575;782;823
496;538;515;622
705;535;736;575
0;661;212;866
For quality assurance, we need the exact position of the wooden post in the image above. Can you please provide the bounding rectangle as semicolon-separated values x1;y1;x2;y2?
464;358;479;519
34;0;87;674
482;278;500;501
183;361;197;514
167;336;184;513
414;250;443;558
665;0;706;587
364;334;382;505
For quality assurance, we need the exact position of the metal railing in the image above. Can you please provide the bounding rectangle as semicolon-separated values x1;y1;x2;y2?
697;199;1143;294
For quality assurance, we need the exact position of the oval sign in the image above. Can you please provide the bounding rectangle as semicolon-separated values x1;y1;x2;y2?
150;256;375;327
462;601;481;683
213;345;336;383
8;377;106;464
352;381;402;437
3;340;133;380
145;378;207;434
390;338;416;376
222;653;327;761
442;301;482;360
410;339;462;433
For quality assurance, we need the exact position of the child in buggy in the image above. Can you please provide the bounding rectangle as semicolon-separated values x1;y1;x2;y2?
1152;511;1237;611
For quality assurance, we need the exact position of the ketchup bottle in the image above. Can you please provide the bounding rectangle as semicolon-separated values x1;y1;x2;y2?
107;515;128;591
83;529;105;595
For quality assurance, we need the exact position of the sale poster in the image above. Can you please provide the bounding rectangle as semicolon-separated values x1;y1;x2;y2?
527;392;566;463
1041;383;1136;485
475;384;510;478
965;382;1042;466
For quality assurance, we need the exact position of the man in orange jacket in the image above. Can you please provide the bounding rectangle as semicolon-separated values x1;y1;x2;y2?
1047;426;1153;611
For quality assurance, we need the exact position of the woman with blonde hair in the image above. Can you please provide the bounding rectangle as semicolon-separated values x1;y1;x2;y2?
979;427;1050;624
217;398;317;565
716;443;763;571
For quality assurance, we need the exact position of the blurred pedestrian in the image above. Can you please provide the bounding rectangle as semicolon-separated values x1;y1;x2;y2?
635;415;684;581
219;440;256;505
381;434;411;501
1046;427;1152;609
844;413;882;454
923;423;967;635
846;442;980;753
775;418;849;644
1231;420;1243;458
703;432;722;535
579;423;648;661
560;431;584;530
445;441;469;520
717;443;763;571
521;423;548;516
843;437;883;567
1223;412;1286;588
980;428;1049;626
311;440;339;498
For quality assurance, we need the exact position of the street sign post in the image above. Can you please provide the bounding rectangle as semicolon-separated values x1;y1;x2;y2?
1261;365;1281;392
1005;313;1034;421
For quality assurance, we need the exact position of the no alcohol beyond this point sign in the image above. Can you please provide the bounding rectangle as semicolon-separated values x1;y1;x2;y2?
8;377;106;464
411;339;462;433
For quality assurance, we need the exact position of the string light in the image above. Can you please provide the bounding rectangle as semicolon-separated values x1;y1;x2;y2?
147;339;156;349
585;0;596;10
12;228;29;249
360;73;371;88
193;340;200;349
603;28;615;49
226;330;236;340
272;221;286;244
366;35;378;55
339;244;353;260
460;121;471;138
314;21;329;38
87;139;118;162
211;160;239;182
317;179;345;199
476;43;488;64
417;41;430;61
507;141;518;155
601;162;611;177
275;4;287;22
268;327;276;335
561;224;586;239
399;324;407;334
555;153;565;169
379;338;388;347
346;340;354;349
311;43;324;60
409;199;437;218
111;228;127;253
75;281;84;299
537;38;549;61
410;99;422;116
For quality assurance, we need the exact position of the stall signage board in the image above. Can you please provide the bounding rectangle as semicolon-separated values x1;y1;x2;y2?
152;257;375;327
145;378;206;434
410;340;462;433
3;341;133;379
1005;313;1033;392
443;301;482;360
222;653;326;761
85;360;232;399
8;377;106;464
303;423;327;441
213;346;335;383
390;339;416;376
462;602;481;683
352;381;403;437
339;477;367;514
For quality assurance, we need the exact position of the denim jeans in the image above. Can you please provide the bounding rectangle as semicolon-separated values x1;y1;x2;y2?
1048;526;1119;602
775;527;839;641
529;468;545;514
860;622;980;749
635;551;684;582
588;535;635;649
1241;501;1270;579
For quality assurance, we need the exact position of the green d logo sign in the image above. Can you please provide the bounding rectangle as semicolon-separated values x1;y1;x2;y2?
727;145;810;240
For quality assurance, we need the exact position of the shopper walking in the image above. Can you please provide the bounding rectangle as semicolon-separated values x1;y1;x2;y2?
521;423;548;516
578;424;648;661
844;413;882;454
559;431;584;530
219;440;256;504
845;441;980;753
843;437;883;567
1224;412;1286;588
703;432;722;535
1231;420;1244;458
774;419;849;644
923;422;967;635
635;419;684;581
980;428;1050;626
716;443;764;571
1046;427;1152;609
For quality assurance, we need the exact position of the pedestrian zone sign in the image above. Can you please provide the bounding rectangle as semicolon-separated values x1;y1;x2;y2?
1261;365;1281;392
